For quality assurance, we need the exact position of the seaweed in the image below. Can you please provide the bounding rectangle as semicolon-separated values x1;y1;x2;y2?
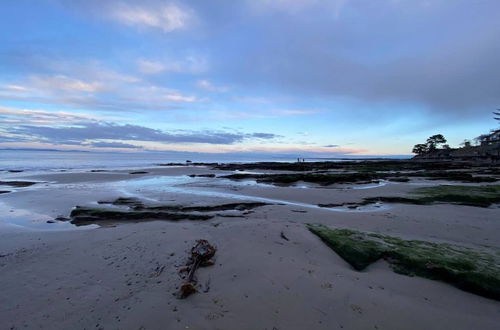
222;172;381;186
188;174;216;178
97;197;145;208
178;240;216;299
387;177;410;182
214;160;474;172
99;198;270;212
70;207;213;226
363;185;500;208
307;224;500;301
147;202;269;212
221;169;498;186
406;171;497;183
0;181;38;187
70;199;270;226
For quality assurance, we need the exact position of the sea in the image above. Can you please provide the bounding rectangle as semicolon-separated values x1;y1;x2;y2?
0;149;409;173
0;149;300;172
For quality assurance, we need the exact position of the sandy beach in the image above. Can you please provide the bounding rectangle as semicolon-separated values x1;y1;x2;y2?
3;0;500;328
1;164;499;330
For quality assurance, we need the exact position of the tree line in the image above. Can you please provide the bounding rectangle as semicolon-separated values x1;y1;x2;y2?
412;134;448;155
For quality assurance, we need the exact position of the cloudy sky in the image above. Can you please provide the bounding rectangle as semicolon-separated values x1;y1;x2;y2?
1;0;499;156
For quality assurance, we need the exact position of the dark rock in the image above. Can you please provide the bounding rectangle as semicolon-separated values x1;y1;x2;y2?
0;181;38;187
188;174;216;178
70;208;214;226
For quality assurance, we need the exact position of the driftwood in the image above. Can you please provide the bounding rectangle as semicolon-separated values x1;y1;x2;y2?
179;240;216;298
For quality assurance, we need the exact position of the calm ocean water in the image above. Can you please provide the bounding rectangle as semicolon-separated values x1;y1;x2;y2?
0;150;298;171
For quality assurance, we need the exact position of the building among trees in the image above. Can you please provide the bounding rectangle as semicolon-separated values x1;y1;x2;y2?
412;111;500;162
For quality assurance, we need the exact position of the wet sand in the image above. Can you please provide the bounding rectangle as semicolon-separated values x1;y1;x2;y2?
0;166;499;329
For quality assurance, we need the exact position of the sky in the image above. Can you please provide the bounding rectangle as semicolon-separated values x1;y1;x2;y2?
1;0;499;157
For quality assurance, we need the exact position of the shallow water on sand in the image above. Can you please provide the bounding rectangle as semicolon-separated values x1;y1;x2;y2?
0;174;390;230
116;176;390;213
0;201;97;231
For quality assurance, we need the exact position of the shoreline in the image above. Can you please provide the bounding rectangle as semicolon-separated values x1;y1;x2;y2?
1;161;499;329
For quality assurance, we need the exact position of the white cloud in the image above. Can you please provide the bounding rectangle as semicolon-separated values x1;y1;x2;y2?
207;108;320;120
251;0;317;12
3;85;28;92
250;0;348;17
112;2;193;33
137;59;166;74
195;79;229;92
0;78;199;110
232;96;272;104
36;58;140;84
165;55;209;74
162;92;198;103
0;106;106;125
122;85;199;103
271;109;321;116
29;75;105;93
137;55;208;75
182;55;209;74
0;58;201;110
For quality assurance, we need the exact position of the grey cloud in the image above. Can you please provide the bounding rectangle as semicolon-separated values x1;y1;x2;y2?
6;121;279;146
0;136;20;143
88;141;141;149
324;145;339;148
209;0;500;114
250;132;281;139
0;56;198;112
